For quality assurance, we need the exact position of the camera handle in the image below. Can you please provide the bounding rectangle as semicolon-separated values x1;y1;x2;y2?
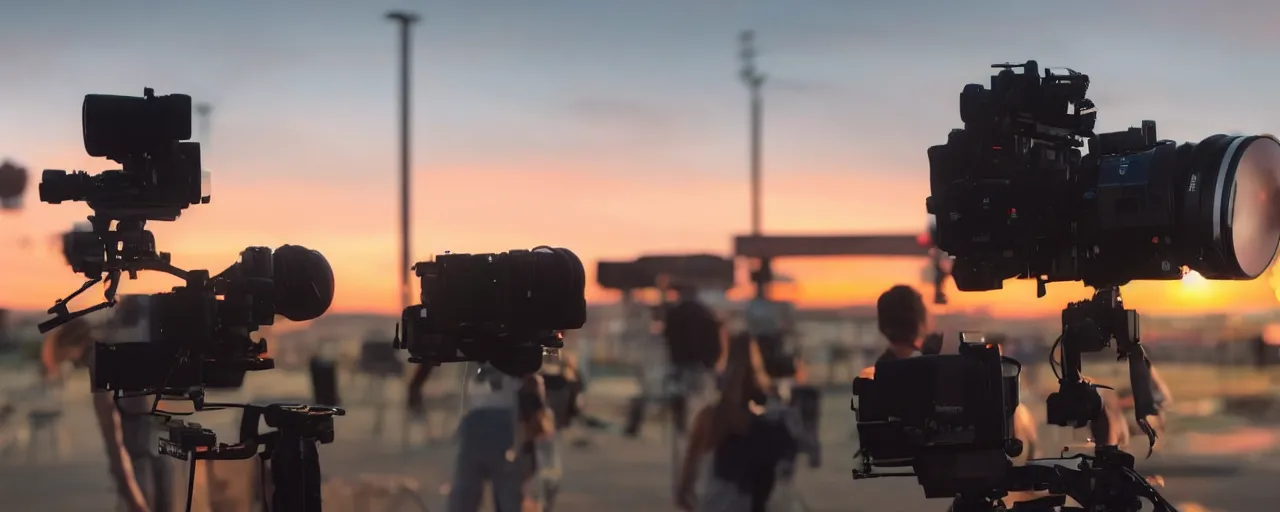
40;216;191;333
1046;286;1159;455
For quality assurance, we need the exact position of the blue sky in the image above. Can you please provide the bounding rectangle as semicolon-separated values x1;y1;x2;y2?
4;0;1280;313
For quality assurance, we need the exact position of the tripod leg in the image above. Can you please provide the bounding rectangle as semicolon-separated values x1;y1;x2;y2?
271;437;324;512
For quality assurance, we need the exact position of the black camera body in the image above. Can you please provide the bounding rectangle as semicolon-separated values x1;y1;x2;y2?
852;335;1022;498
90;249;275;393
40;88;209;222
92;246;335;394
928;61;1280;293
398;247;587;376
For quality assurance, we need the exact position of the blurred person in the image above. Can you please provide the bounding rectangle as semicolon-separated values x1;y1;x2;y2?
541;352;593;437
742;289;820;471
624;284;723;437
743;291;797;378
1057;344;1172;448
40;307;161;512
537;352;590;510
676;334;802;512
750;331;821;507
406;364;433;417
448;363;556;512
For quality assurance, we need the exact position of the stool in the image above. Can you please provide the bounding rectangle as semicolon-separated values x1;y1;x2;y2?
26;409;68;463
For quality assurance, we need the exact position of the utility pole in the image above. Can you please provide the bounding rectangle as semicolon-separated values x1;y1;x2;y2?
739;31;770;298
387;11;420;312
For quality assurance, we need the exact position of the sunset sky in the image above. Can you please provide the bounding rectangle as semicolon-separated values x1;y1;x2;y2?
3;0;1280;317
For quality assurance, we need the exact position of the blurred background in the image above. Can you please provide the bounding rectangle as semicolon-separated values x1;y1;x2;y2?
5;1;1280;511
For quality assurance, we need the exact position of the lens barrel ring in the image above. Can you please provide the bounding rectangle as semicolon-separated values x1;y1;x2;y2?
1186;134;1280;279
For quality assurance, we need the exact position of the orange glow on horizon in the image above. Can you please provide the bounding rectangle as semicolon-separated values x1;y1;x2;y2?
2;152;1278;319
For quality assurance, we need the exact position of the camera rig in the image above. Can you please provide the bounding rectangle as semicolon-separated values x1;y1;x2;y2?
39;87;211;334
927;61;1280;293
162;402;345;512
38;88;340;512
841;56;1280;510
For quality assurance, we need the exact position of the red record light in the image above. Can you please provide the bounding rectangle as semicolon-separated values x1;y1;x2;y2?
916;231;931;248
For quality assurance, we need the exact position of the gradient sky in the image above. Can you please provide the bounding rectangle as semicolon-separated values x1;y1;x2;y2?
4;0;1280;317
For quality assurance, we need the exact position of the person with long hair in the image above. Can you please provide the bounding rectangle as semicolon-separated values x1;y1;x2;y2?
40;310;158;512
676;334;800;512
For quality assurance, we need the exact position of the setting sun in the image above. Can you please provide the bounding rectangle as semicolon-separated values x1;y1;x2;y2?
1182;270;1207;288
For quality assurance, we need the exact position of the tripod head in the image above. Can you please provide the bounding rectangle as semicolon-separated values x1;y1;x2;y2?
161;401;345;512
1046;286;1160;454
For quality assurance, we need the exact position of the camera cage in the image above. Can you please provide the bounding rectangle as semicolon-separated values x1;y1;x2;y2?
394;246;586;376
931;60;1280;296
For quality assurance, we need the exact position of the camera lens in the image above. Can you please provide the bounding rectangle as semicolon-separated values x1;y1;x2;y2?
1185;134;1280;279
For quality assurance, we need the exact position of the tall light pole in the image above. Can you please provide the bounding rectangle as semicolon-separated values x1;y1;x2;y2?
740;31;770;298
387;11;420;312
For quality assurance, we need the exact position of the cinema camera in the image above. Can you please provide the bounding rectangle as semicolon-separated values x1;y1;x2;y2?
395;247;587;376
854;61;1280;512
39;89;342;512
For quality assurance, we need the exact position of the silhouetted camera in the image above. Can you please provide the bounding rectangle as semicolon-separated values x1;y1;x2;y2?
872;61;1227;511
92;245;335;394
40;88;209;222
35;90;336;396
397;247;587;376
37;88;342;511
928;61;1280;294
853;333;1021;498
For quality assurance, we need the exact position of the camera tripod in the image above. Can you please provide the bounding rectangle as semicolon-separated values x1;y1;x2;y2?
163;403;345;512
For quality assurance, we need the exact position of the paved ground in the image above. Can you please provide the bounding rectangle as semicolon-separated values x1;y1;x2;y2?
2;369;1279;511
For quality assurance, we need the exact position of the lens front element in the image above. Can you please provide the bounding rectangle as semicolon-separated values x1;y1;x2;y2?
1227;135;1280;278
